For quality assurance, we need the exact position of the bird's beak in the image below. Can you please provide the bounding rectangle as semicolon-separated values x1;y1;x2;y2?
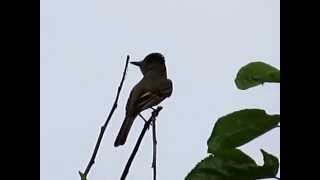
130;61;143;67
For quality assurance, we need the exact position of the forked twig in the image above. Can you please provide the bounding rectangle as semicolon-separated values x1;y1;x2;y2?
120;106;163;180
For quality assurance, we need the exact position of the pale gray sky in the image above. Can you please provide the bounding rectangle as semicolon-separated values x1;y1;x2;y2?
40;0;279;179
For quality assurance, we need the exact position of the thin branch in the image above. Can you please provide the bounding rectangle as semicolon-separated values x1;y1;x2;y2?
151;118;157;180
81;55;130;178
138;113;147;123
120;106;163;180
138;113;153;129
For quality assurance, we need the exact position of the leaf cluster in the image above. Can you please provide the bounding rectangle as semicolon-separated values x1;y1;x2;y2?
186;62;280;180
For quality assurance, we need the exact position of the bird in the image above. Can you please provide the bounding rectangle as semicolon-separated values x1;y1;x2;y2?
114;53;173;147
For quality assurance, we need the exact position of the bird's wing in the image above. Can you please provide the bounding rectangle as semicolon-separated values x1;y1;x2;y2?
137;79;173;111
137;93;161;112
126;79;173;114
125;82;151;114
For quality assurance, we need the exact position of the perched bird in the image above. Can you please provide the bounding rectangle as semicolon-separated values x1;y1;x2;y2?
114;53;173;147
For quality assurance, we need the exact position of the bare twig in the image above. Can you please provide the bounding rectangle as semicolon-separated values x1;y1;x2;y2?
138;113;153;130
80;55;130;178
120;106;163;180
151;118;157;180
138;113;147;123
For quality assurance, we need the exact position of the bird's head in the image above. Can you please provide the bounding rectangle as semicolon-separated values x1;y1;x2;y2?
130;53;166;76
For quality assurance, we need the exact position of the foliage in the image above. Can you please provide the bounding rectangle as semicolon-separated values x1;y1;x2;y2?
186;61;280;180
235;62;280;90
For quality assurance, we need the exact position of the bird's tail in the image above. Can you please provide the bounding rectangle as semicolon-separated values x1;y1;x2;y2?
114;115;136;147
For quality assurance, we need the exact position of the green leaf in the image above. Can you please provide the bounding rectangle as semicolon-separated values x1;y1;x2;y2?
235;61;280;90
79;171;87;180
250;149;279;179
185;149;257;180
185;149;280;180
185;155;227;180
261;149;279;176
207;109;280;154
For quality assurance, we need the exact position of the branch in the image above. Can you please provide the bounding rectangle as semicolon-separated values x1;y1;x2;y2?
120;106;163;180
151;118;157;180
138;113;147;123
80;55;130;179
138;113;153;130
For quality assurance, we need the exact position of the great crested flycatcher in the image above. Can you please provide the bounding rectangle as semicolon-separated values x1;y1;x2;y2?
114;53;173;147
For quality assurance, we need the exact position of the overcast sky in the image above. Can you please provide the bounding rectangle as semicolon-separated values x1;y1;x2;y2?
41;0;279;179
